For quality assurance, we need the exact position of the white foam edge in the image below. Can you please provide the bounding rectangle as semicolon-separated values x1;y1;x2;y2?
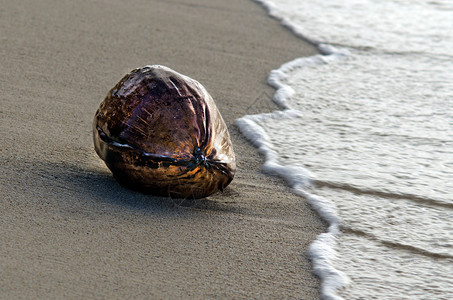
235;30;350;300
268;49;348;110
235;110;349;300
235;110;312;188
252;0;351;56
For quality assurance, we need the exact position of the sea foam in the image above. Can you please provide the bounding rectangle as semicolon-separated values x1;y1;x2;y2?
239;0;453;299
235;49;350;300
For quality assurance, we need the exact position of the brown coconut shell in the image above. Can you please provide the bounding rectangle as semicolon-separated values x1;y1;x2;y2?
93;65;236;198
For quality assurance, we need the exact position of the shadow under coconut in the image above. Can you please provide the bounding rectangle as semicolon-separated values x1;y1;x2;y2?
47;160;241;214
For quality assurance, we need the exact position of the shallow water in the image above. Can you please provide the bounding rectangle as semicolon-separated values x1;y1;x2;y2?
238;0;453;298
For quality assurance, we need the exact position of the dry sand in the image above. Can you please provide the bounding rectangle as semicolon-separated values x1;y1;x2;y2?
1;0;325;298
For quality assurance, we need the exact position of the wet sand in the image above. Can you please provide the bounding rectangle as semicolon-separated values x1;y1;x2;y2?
0;0;324;298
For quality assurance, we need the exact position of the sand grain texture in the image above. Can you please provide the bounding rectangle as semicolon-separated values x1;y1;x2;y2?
0;0;324;298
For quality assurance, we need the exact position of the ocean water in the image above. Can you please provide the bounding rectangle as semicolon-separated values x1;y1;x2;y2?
236;0;453;299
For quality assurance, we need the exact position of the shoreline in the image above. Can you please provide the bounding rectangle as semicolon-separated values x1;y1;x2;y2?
1;0;325;298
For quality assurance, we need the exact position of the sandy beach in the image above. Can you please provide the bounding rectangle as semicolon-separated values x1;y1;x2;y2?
1;0;324;298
